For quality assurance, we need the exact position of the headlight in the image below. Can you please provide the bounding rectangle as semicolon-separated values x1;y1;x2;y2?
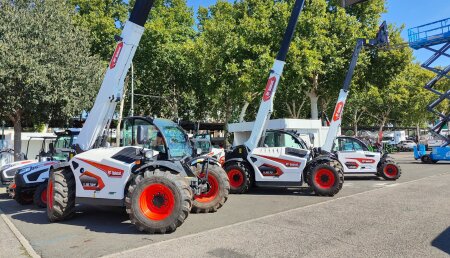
144;150;155;159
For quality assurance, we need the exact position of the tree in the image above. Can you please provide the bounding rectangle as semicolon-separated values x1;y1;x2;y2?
130;0;196;120
0;0;103;159
69;0;129;60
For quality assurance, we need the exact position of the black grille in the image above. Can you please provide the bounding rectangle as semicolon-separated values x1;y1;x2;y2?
26;169;48;182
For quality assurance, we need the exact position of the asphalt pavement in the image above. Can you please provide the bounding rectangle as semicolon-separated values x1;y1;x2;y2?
0;152;449;258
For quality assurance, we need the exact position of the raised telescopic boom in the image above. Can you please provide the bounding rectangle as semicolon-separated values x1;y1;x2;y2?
322;21;389;152
244;0;306;151
74;0;155;152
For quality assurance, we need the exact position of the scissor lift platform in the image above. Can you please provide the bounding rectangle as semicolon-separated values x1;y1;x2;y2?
410;18;450;162
408;18;450;50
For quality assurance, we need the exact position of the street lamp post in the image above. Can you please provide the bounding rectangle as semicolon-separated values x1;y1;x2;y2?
1;120;5;149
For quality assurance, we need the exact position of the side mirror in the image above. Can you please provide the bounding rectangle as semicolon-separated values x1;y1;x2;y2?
136;125;147;145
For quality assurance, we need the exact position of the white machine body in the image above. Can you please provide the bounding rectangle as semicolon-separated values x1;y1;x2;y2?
332;137;381;173
322;89;348;152
70;147;142;200
249;147;309;182
75;21;145;151
245;60;286;151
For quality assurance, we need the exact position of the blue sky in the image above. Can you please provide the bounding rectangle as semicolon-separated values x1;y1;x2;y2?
186;0;450;66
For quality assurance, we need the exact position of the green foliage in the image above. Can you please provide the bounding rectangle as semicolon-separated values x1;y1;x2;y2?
70;0;128;60
0;0;442;142
131;0;196;119
0;0;103;151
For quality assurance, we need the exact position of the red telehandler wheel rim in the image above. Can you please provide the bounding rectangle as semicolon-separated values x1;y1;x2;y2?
47;181;53;209
315;169;336;189
384;164;398;177
195;173;219;203
41;187;48;204
139;183;175;221
227;169;244;188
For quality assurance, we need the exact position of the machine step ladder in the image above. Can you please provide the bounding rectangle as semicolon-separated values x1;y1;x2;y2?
408;18;450;147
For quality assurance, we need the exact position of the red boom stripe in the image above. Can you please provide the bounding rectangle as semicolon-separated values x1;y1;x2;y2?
255;155;300;167
78;158;124;177
346;158;375;164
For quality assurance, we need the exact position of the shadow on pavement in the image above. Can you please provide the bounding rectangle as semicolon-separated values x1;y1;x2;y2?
1;186;146;235
431;227;450;255
246;187;315;196
344;175;381;181
3;200;146;235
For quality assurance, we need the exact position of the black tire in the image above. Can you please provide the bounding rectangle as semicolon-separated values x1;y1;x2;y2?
47;168;76;222
13;189;33;205
421;155;433;164
377;159;401;180
33;183;48;208
307;160;344;197
125;169;192;234
224;162;253;194
191;163;230;213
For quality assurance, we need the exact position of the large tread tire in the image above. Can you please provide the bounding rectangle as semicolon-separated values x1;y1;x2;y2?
13;189;33;205
420;154;433;164
125;169;192;234
47;168;76;222
307;160;344;197
191;163;230;213
377;159;401;180
33;183;48;208
224;162;253;194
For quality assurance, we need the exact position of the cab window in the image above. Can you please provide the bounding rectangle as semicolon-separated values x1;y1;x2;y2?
122;119;166;154
260;131;305;149
337;138;367;151
54;135;76;149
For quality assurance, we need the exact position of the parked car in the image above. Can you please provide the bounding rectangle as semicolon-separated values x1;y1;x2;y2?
397;140;417;151
428;138;446;148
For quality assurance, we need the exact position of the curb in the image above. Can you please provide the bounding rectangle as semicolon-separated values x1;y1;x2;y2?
0;207;41;258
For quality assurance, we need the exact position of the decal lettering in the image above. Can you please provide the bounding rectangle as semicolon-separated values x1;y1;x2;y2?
78;158;124;178
259;164;284;177
255;155;301;168
333;101;345;121
109;42;124;69
347;158;376;164
263;76;277;101
80;171;105;191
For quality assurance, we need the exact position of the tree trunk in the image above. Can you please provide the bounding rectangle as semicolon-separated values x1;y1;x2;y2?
224;96;232;149
308;89;319;120
308;74;319;120
378;115;388;144
12;116;22;161
416;123;420;143
239;101;249;123
353;112;358;136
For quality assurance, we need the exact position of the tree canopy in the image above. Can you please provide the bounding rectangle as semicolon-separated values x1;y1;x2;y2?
0;0;103;158
0;0;444;152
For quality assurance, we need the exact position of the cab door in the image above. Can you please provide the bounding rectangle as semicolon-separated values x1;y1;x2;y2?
334;137;380;173
251;131;309;182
